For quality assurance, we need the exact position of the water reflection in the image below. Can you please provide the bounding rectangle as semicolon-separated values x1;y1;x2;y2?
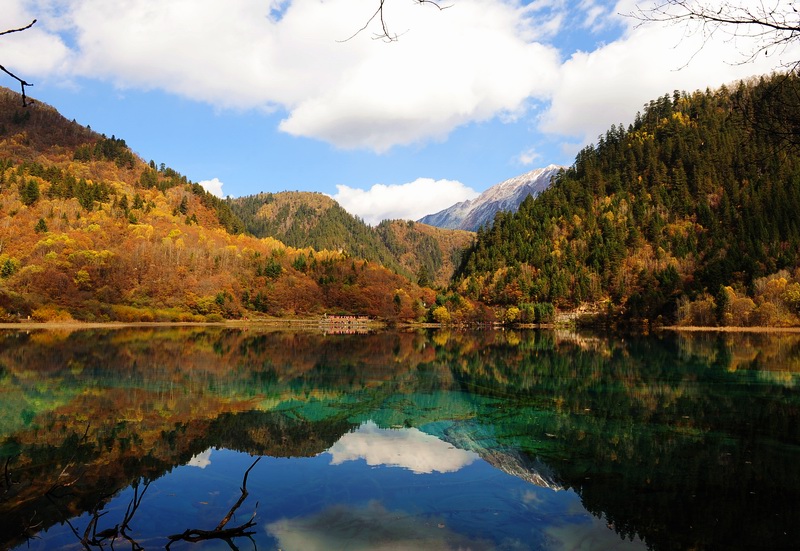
266;500;496;551
186;449;213;469
0;327;798;550
328;421;479;474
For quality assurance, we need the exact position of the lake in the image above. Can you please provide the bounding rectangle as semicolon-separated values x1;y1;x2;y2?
1;327;798;550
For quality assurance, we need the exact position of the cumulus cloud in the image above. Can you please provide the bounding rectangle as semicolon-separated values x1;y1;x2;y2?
0;6;72;79
332;178;478;225
4;0;798;161
327;421;479;474
9;0;560;152
198;177;225;198
276;0;561;151
538;0;800;152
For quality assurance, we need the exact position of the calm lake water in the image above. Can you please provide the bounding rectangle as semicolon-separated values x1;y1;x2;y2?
1;327;798;550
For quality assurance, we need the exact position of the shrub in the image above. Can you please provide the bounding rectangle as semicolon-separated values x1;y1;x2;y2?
431;305;451;324
504;306;520;323
31;306;74;322
111;305;154;322
533;302;555;323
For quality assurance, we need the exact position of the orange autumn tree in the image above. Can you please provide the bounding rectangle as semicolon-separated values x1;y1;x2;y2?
0;89;431;323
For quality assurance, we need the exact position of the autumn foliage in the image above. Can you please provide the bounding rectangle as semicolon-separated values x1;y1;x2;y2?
0;88;434;323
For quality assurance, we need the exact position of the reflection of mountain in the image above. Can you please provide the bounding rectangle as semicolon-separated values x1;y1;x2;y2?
432;422;561;491
1;328;799;550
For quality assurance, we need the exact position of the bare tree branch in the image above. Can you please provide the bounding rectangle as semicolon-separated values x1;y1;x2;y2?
1;454;17;494
0;19;36;37
631;1;800;72
339;0;450;43
166;456;262;549
0;19;37;106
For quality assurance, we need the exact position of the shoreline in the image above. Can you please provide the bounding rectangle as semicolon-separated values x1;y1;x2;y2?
0;318;389;331
4;320;800;333
659;325;800;333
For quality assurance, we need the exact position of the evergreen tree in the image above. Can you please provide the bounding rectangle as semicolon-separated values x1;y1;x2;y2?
19;179;39;206
454;73;800;320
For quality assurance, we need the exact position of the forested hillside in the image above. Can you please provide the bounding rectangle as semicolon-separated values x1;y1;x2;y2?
7;71;800;327
228;191;404;273
375;220;473;288
229;192;474;287
454;73;800;326
0;88;434;323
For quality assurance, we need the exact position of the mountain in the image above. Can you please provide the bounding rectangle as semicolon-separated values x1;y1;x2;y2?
228;191;405;274
229;192;474;287
419;165;563;231
0;87;434;323
454;73;800;327
374;220;474;288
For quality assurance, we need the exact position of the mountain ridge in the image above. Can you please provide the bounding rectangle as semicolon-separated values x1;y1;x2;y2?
228;191;474;287
419;165;563;231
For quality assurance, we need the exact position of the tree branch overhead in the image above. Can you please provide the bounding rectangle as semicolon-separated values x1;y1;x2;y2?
1;19;37;106
340;0;450;43
632;0;800;71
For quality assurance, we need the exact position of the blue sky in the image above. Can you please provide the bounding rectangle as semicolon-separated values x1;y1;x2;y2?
1;0;792;224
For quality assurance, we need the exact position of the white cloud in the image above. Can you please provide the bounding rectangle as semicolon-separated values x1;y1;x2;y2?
198;177;225;198
332;178;478;225
516;147;541;166
5;0;799;164
12;0;560;152
277;1;561;151
187;448;212;468
0;6;72;79
327;421;479;474
537;0;800;153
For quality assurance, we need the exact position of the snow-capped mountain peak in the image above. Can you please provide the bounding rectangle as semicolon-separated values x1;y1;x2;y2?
418;165;563;231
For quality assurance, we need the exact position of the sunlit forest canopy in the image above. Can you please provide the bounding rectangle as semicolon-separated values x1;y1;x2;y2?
455;73;800;325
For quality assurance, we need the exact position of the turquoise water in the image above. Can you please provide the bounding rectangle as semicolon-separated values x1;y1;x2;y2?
1;328;798;550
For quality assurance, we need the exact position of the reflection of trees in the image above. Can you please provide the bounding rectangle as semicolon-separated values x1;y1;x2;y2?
431;331;800;550
64;478;150;550
1;328;799;549
38;458;262;551
0;407;356;548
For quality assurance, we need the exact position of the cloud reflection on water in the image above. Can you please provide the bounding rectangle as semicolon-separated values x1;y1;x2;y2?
327;421;479;474
266;500;494;551
187;448;212;469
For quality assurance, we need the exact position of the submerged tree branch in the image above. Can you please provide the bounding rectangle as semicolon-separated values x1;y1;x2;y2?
2;454;17;494
166;456;262;549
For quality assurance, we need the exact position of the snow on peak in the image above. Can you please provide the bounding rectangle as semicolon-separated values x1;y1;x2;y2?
418;165;564;231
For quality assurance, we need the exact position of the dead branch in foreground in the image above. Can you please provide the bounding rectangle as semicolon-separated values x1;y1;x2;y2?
166;456;262;549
